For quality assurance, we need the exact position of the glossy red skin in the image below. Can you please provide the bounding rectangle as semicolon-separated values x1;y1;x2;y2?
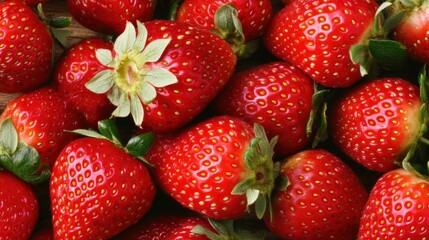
141;20;237;133
329;78;422;172
394;4;429;65
358;168;429;239
211;61;314;158
0;171;39;240
0;87;86;169
0;1;53;93
118;214;213;239
66;0;157;34
265;149;368;240
145;116;254;220
176;0;273;42
53;38;116;129
50;138;156;239
263;0;378;88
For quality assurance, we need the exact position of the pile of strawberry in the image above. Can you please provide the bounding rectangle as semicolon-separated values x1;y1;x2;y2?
1;0;429;239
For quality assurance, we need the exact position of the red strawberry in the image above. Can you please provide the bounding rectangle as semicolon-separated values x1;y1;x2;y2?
0;87;85;184
263;0;379;87
358;167;429;239
0;170;39;240
53;38;116;129
145;115;278;220
0;0;53;93
84;20;236;133
329;78;423;172
264;149;368;240
0;87;86;171
117;214;214;240
174;0;273;59
211;61;314;158
390;1;429;65
50;119;156;239
66;0;157;34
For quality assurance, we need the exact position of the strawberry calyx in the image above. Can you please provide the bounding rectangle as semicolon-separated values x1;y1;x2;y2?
0;118;50;184
402;65;429;181
72;119;155;163
350;1;408;77
191;218;266;240
231;124;279;219
86;21;178;127
212;3;259;60
36;3;72;48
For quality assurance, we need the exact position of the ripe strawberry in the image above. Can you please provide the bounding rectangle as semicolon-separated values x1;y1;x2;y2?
53;38;116;129
145;115;279;220
0;87;85;184
84;20;236;133
0;170;39;240
0;0;53;93
117;214;215;239
0;87;86;171
50;119;156;239
264;149;368;240
174;0;273;59
329;78;423;172
66;0;157;34
263;0;379;87
389;1;429;65
211;61;314;158
358;167;429;239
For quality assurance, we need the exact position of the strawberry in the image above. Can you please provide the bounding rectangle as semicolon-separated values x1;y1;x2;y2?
53;38;116;129
173;0;273;59
84;20;236;133
328;77;423;172
66;0;157;34
0;87;85;184
0;170;39;240
117;214;215;240
50;119;156;239
211;61;314;158
0;0;53;93
264;149;368;240
358;167;429;239
145;115;279;220
263;0;379;88
389;0;429;65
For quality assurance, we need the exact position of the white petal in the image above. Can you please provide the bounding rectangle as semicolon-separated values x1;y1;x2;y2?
138;82;157;104
112;96;131;118
85;70;115;94
96;49;114;66
130;94;144;126
141;38;172;63
114;21;137;54
134;21;148;53
145;68;178;87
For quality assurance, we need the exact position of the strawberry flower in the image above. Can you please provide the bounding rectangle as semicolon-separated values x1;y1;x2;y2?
86;21;178;127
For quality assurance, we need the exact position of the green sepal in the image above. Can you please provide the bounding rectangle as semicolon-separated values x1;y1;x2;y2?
98;119;122;145
36;4;72;48
306;83;330;139
230;123;279;219
0;118;50;184
191;218;266;240
368;39;407;71
168;0;184;20
125;133;155;158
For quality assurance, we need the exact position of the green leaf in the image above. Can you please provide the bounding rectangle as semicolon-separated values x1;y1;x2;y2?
140;38;172;63
145;68;178;87
191;225;223;240
134;21;148;53
0;118;18;155
208;219;234;236
214;3;244;41
126;133;155;158
71;129;108;140
96;49;114;66
0;143;50;184
138;82;157;104
114;21;137;54
98;119;122;144
86;70;115;94
383;10;407;34
254;195;267;219
368;39;407;71
48;16;72;28
50;28;71;48
231;178;253;195
130;93;144;126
